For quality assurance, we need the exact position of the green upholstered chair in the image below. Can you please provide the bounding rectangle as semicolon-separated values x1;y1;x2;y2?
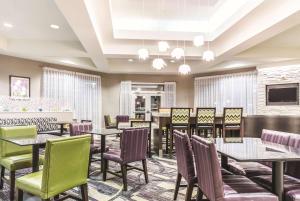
0;125;43;201
16;135;91;201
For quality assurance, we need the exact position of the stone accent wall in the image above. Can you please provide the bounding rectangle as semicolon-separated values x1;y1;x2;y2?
257;65;300;115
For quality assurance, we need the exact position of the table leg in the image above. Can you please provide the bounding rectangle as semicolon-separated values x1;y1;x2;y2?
221;155;228;170
272;161;284;201
32;144;40;172
60;124;64;135
100;135;106;173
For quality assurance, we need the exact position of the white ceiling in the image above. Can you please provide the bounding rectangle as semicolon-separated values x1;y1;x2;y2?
1;0;300;74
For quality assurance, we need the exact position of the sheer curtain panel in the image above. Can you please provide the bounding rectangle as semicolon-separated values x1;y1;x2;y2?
194;71;257;115
42;67;101;128
162;82;176;108
120;81;132;116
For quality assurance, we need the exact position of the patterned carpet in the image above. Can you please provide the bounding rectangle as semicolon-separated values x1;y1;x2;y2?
0;156;195;201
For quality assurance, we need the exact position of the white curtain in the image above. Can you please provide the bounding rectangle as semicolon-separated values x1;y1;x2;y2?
162;82;176;108
120;81;132;116
42;67;102;128
194;71;257;115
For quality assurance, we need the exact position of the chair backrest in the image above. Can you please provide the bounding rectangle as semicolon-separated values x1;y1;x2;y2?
69;123;93;136
120;128;148;163
158;108;171;113
41;135;91;198
171;108;191;125
191;135;224;201
0;126;37;158
104;115;111;128
130;121;151;129
116;115;129;123
286;134;300;179
223;107;243;125
196;108;216;125
173;130;195;183
261;129;290;145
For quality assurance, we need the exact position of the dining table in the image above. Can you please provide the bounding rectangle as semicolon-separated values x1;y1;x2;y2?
80;129;123;173
0;134;61;172
49;121;73;135
215;137;300;201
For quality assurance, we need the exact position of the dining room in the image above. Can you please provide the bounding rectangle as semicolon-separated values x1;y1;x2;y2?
1;0;300;201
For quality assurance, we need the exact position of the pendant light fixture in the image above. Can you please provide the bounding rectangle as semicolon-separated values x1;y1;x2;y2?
193;0;204;47
171;0;184;60
157;0;170;53
178;40;191;74
202;0;215;62
178;0;191;75
138;0;149;60
152;0;167;70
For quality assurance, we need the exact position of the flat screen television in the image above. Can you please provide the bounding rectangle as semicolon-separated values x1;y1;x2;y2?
266;83;299;105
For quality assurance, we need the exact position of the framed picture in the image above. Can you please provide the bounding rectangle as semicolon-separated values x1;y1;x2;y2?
9;75;30;98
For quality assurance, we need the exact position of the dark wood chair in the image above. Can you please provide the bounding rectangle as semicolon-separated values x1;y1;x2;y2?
130;121;152;158
103;128;149;191
195;107;216;138
170;108;191;153
222;107;243;138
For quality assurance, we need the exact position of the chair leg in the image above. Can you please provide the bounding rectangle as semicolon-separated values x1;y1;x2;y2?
185;183;194;201
17;189;23;201
196;187;204;201
0;166;4;189
166;129;169;154
10;171;16;201
88;152;92;176
142;159;149;183
173;173;182;200
170;129;174;153
103;159;108;181
80;183;89;201
121;165;128;191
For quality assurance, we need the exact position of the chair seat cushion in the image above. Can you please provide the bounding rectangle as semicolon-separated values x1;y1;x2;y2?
0;154;44;171
16;171;43;198
286;189;300;201
252;174;300;201
223;175;279;201
228;161;272;177
90;144;109;154
103;149;122;163
251;174;300;192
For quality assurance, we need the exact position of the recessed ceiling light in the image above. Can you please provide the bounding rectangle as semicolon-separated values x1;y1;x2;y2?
128;59;134;62
170;60;175;63
50;24;59;29
3;23;13;28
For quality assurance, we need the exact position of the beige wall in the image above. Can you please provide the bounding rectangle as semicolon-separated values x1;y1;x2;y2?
0;55;194;121
101;73;194;117
0;55;42;97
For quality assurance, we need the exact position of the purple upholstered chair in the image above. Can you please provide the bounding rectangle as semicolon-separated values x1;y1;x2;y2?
252;133;300;201
102;128;149;191
191;135;279;201
70;122;99;173
116;115;129;128
173;130;198;201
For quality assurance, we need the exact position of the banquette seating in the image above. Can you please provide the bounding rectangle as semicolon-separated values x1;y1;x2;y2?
0;117;60;134
191;135;279;201
227;129;300;201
